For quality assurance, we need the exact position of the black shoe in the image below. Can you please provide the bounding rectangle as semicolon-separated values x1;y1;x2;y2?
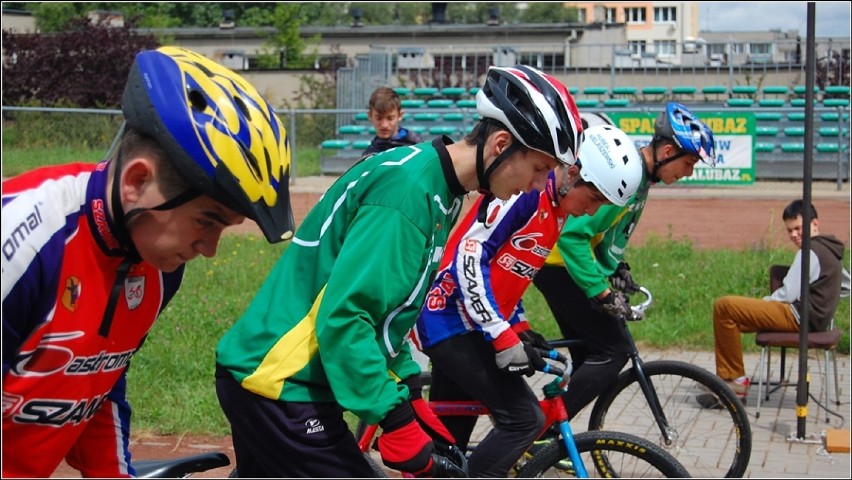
696;393;724;410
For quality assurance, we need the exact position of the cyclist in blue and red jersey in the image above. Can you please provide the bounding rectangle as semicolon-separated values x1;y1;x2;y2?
1;46;293;478
533;102;717;420
213;65;583;478
413;124;644;478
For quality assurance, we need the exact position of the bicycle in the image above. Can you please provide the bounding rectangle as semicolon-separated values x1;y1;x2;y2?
134;451;230;478
548;286;752;478
357;350;691;478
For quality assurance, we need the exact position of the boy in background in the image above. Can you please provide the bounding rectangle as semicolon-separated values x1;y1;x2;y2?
362;86;423;157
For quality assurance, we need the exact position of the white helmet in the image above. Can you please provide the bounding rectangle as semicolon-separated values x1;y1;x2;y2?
577;125;644;207
580;111;615;129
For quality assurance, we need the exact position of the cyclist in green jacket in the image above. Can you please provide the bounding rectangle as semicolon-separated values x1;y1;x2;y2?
214;65;583;478
532;102;717;421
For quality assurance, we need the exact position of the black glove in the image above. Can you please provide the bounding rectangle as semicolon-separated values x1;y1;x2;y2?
609;262;640;294
590;290;632;321
517;327;554;351
495;341;546;377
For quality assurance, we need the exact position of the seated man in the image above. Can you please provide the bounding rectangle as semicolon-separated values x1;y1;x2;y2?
699;199;850;408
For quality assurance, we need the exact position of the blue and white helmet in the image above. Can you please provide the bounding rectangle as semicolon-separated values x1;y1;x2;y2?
654;102;716;166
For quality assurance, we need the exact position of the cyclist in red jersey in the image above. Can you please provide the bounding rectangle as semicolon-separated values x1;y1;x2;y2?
2;46;293;478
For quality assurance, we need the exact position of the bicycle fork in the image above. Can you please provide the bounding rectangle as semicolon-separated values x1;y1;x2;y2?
623;321;677;446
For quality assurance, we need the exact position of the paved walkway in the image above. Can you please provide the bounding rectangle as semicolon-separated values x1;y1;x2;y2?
458;349;851;478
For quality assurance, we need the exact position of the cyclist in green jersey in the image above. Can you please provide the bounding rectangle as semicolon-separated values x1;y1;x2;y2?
533;102;717;421
214;65;583;478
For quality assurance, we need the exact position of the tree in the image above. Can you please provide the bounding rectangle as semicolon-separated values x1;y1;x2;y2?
520;3;579;23
2;17;159;108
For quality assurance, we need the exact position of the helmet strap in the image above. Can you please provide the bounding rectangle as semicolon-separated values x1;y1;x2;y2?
649;137;688;183
557;166;580;202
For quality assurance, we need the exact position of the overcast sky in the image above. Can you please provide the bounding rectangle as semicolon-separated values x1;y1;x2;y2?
698;2;850;38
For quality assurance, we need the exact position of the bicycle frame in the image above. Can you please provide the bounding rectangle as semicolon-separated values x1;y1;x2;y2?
357;352;592;476
549;287;676;446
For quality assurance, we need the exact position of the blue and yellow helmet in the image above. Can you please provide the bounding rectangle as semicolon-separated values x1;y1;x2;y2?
121;46;294;243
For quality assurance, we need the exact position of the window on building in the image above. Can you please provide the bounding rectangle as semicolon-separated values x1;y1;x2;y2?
629;40;647;55
730;43;745;54
653;6;676;23
605;8;617;23
707;43;727;56
655;40;676;57
625;7;646;24
577;8;586;23
750;43;772;54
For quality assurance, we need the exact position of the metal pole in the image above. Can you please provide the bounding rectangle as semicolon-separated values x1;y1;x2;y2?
795;1;816;440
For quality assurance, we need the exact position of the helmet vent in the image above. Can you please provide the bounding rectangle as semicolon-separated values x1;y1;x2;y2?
233;95;251;119
188;90;208;112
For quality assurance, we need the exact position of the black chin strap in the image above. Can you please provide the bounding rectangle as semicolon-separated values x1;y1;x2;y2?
649;137;688;183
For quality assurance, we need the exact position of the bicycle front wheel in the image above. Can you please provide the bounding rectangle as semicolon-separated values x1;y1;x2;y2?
588;360;752;478
517;430;691;478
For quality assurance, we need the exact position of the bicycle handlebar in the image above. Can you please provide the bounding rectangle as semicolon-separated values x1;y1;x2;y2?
430;441;468;478
536;348;573;380
628;286;653;321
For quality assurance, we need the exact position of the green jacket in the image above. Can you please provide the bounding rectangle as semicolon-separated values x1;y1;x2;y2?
216;138;465;424
547;168;652;298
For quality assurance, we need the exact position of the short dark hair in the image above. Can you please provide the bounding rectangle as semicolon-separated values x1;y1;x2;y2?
368;87;402;113
782;199;818;221
113;127;189;199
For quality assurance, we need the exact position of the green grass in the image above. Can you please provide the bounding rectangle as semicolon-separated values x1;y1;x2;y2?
123;233;850;436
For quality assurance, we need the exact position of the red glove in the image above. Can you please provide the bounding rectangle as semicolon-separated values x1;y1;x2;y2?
378;401;435;476
401;375;456;445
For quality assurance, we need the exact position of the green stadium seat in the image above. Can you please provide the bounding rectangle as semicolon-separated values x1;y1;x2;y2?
787;112;807;122
755;143;777;152
441;87;467;97
702;85;728;95
443;112;465;122
758;98;786;107
671;86;697;95
756;126;779;136
568;87;579;95
429;126;457;136
816;143;841;153
401;99;425;108
823;98;850;107
793;85;819;95
413;112;440;121
583;86;609;96
320;139;351;149
731;85;758;96
409;125;427;134
352;139;372;150
727;98;754;107
821;112;850;121
642;86;668;95
604;98;630;107
576;99;600;108
762;85;789;95
394;87;411;97
823;85;850;96
455;99;477;108
426;99;454;108
368;126;376;134
413;87;438;97
355;112;370;121
611;86;637;96
818;127;840;137
790;98;816;107
468;87;481;96
780;143;805;153
755;112;783;121
338;125;367;135
784;127;806;136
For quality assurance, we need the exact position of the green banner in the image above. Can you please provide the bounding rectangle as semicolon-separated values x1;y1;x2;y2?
606;111;756;185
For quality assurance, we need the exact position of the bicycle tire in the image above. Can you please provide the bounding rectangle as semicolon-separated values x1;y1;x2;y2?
588;360;751;478
516;429;691;478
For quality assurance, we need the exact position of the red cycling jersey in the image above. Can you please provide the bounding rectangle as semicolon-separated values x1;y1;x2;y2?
2;161;183;477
